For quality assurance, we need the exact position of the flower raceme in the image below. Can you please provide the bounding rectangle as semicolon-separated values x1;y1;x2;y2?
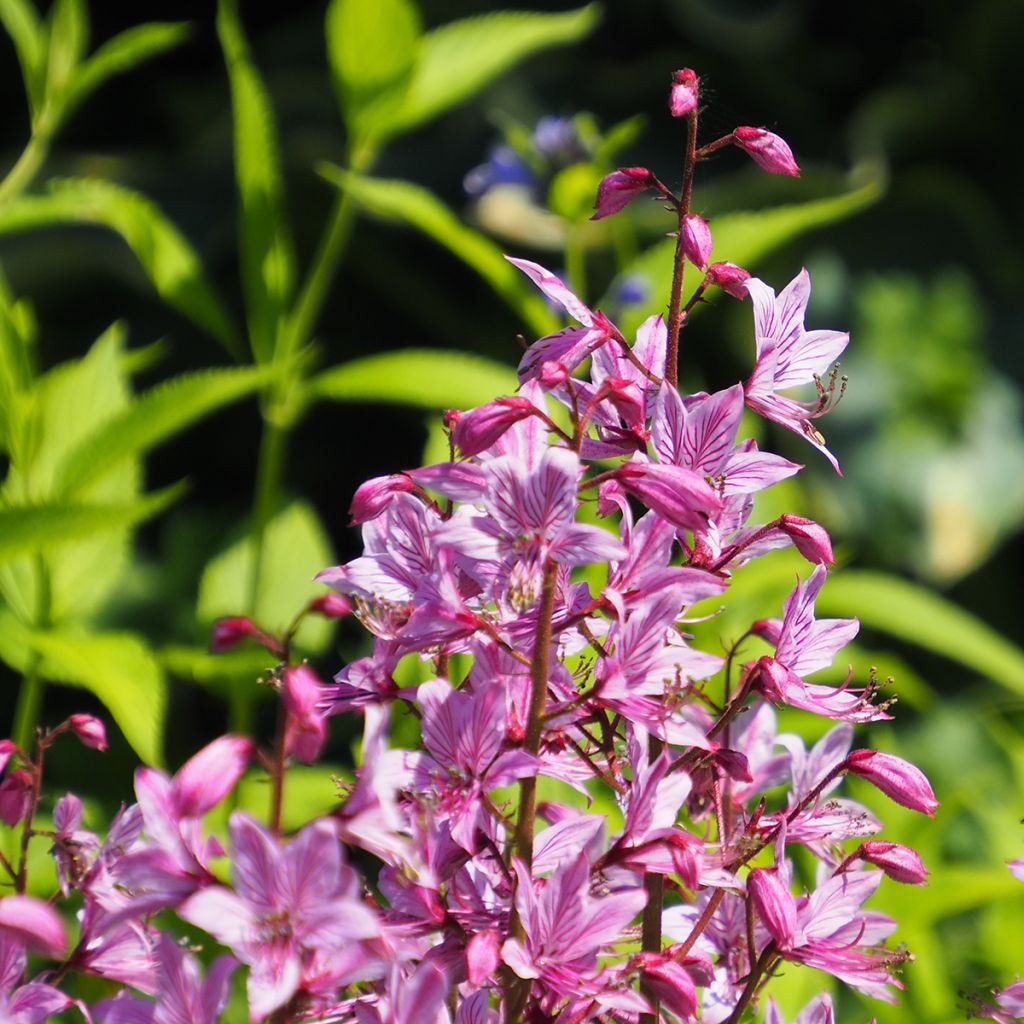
0;67;938;1024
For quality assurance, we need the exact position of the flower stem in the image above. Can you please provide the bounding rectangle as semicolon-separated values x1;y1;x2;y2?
0;122;52;206
664;109;700;389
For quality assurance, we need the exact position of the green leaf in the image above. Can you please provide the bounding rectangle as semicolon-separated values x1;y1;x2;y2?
0;272;36;460
63;21;189;117
0;611;165;763
160;643;276;698
0;0;46;116
319;167;555;335
309;348;517;410
379;4;600;140
55;365;267;496
45;0;87;102
609;178;882;336
816;570;1024;697
325;0;420;147
197;500;334;653
0;178;239;356
217;0;294;363
0;483;186;567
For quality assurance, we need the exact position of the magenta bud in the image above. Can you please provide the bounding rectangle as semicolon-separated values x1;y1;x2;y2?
637;952;697;1021
283;664;327;764
0;739;14;774
748;867;797;948
171;735;254;818
592;166;657;221
845;749;938;816
0;770;32;826
857;841;928;884
705;260;751;299
780;514;834;564
0;894;67;958
209;616;258;653
350;473;415;524
681;213;712;270
68;714;108;752
733;126;800;177
669;68;699;118
614;462;722;531
454;396;538;457
309;593;353;619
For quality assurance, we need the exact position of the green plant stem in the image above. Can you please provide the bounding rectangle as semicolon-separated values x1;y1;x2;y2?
11;667;44;754
0;128;50;206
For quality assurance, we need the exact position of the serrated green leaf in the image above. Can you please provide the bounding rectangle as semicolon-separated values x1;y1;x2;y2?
63;21;189;117
325;0;420;145
0;179;239;356
816;570;1024;696
319;167;555;335
0;483;186;567
217;0;294;363
197;500;334;653
55;365;267;496
309;348;517;410
45;0;87;102
0;611;165;763
378;4;600;140
609;178;883;336
0;0;46;116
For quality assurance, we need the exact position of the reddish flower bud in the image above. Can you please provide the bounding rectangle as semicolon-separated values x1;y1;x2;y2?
669;68;699;118
209;616;258;653
592;167;657;221
0;894;67;957
705;260;751;298
350;473;415;524
0;770;33;826
454;396;538;457
857;841;928;884
733;126;800;177
748;866;797;947
0;739;15;773
308;593;353;619
613;461;722;532
68;714;108;751
443;408;461;431
845;749;938;816
283;664;327;764
681;213;712;270
171;735;254;818
780;513;834;564
637;952;697;1021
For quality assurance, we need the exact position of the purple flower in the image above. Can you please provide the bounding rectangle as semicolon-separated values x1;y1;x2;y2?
743;269;849;471
179;813;378;1022
0;935;72;1023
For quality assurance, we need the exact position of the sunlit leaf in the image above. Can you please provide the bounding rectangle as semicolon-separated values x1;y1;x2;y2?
0;611;166;764
63;21;189;117
160;644;276;699
325;0;420;147
0;0;46;116
378;5;600;140
319;167;555;335
0;179;239;356
817;570;1024;697
55;365;267;496
197;500;334;653
309;348;517;411
217;0;294;363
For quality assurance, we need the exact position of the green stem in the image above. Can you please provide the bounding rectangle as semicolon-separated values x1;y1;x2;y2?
0;128;51;206
10;668;44;754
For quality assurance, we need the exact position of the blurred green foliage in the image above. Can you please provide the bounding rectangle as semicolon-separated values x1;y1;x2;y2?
1;0;1023;1020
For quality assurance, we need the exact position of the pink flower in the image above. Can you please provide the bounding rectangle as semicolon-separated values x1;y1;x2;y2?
0;934;73;1022
856;841;928;884
0;897;66;958
733;126;800;176
592;167;657;220
681;213;712;269
669;68;699;117
283;665;328;764
845;750;938;816
68;714;108;751
705;261;750;298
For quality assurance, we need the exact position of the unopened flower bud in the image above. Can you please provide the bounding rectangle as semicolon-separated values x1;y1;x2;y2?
637;952;697;1021
283;664;327;764
592;167;657;221
308;593;353;619
681;213;712;270
209;616;258;653
669;68;699;118
350;473;415;524
857;841;928;884
454;396;538;456
0;739;14;773
845;749;938;816
443;408;461;431
69;714;108;752
780;514;834;564
0;770;32;826
748;867;797;947
733;126;800;177
705;260;751;298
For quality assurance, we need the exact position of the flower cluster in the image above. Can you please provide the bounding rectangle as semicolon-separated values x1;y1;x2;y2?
0;69;936;1024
